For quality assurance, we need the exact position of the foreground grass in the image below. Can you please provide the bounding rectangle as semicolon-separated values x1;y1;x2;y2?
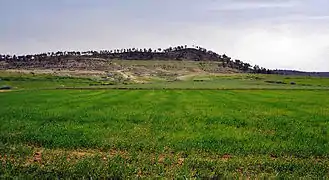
2;145;329;179
1;89;329;178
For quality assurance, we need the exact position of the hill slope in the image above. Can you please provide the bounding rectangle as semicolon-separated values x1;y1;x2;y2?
0;46;256;73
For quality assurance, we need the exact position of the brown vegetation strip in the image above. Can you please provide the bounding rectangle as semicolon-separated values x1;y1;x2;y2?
1;146;188;168
0;90;12;93
53;87;329;91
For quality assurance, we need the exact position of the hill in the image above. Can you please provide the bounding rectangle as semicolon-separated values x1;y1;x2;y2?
273;70;329;77
2;45;328;79
0;46;266;73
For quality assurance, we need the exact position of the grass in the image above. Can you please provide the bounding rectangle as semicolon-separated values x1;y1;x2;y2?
107;79;329;90
0;71;118;90
0;72;95;90
86;73;329;90
1;89;329;178
2;70;329;90
111;59;223;71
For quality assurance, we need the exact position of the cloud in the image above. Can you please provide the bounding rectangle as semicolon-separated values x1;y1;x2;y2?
302;15;329;20
211;1;298;11
230;25;329;71
265;14;329;22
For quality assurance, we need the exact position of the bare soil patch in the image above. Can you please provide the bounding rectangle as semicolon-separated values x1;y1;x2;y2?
0;90;12;93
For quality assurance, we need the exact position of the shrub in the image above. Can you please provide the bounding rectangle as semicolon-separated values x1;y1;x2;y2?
264;81;287;84
0;85;12;90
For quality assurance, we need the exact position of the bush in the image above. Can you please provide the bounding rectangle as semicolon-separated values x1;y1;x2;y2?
89;82;116;86
0;85;12;90
264;81;287;85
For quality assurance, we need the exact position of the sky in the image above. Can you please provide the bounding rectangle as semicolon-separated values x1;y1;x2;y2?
1;0;329;71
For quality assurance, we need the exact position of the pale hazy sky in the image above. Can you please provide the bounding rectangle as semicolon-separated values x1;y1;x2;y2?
1;0;329;71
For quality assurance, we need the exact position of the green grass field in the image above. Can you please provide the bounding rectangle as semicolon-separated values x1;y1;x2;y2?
1;88;329;178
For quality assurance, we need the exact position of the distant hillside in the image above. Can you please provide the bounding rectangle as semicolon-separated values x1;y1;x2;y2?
0;45;270;74
2;45;328;77
273;70;329;77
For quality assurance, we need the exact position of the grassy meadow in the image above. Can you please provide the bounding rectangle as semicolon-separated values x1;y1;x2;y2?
1;88;329;178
